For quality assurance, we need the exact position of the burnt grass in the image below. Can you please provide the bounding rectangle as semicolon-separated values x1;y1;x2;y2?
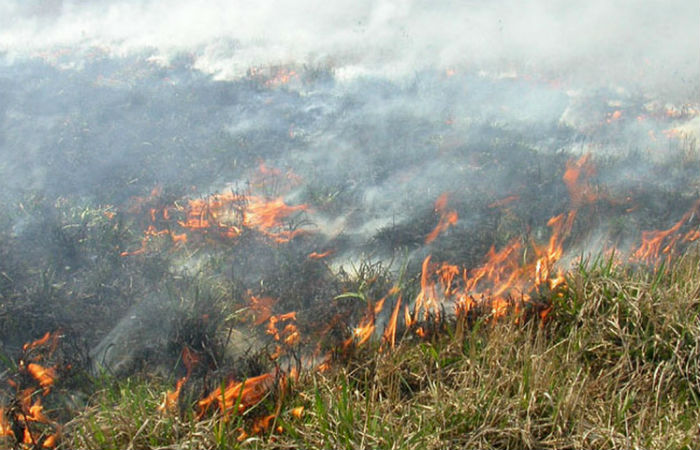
1;138;699;448
1;63;699;448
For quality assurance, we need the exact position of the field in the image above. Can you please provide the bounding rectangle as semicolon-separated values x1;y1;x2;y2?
1;13;699;447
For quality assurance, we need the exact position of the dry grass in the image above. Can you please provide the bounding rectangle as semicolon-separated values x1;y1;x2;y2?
56;247;700;450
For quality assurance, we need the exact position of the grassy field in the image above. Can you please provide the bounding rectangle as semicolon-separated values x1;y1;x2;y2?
0;90;697;449
49;248;699;450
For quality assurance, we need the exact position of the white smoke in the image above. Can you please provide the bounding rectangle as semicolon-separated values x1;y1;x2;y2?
1;0;697;95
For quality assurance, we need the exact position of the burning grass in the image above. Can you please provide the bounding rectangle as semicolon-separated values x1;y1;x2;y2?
1;105;699;449
52;248;700;449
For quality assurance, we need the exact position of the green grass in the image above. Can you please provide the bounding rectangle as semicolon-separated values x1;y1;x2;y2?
55;247;700;450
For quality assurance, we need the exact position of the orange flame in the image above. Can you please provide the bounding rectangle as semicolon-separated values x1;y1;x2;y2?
198;373;274;417
22;331;60;354
0;408;13;438
562;154;597;208
425;193;458;243
158;377;186;414
308;250;334;259
264;68;298;88
382;296;402;349
412;256;442;322
42;433;58;448
252;161;303;191
684;229;700;242
290;406;304;419
23;427;33;445
245;196;308;242
282;323;301;346
263;310;302;359
249;295;277;326
17;395;53;426
345;296;387;348
632;200;700;262
534;211;575;290
250;413;276;436
179;193;308;243
606;110;622;123
9;336;64;448
406;191;576;327
120;225;174;256
26;363;56;395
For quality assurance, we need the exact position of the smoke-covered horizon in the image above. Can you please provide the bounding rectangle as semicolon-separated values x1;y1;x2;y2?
1;0;698;96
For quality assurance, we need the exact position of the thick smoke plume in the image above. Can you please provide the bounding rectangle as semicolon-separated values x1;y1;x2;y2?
1;0;698;95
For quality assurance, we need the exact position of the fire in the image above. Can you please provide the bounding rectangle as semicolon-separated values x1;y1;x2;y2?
290;406;304;419
248;295;277;326
6;393;60;448
250;413;276;436
253;162;303;189
0;408;13;438
23;332;51;352
406;235;548;327
345;295;387;348
26;363;56;395
684;229;700;242
308;250;334;259
282;323;301;346
158;377;186;414
157;347;201;415
120;225;173;256
25;397;51;424
2;333;66;448
382;296;402;349
606;110;622;123
42;433;58;448
86;143;700;443
534;212;576;290
401;156;590;327
412;256;441;322
182;347;199;378
22;331;61;354
425;193;458;243
170;231;187;245
178;193;309;243
562;154;597;207
177;192;244;235
264;68;298;88
245;196;308;242
632;200;700;262
266;312;298;343
198;373;274;417
121;163;310;257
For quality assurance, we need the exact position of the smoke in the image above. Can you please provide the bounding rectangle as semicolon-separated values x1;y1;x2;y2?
0;1;698;372
1;0;697;94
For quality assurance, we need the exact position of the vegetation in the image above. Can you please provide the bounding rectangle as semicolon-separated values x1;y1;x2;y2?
1;65;698;448
51;248;700;450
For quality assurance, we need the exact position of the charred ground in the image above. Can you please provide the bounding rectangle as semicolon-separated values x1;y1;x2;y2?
1;57;699;449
